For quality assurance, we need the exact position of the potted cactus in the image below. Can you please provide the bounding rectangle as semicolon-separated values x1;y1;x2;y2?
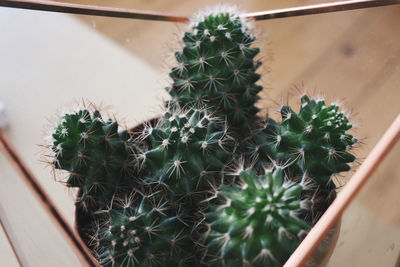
46;6;357;266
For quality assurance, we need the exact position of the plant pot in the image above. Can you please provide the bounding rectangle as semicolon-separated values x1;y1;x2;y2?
73;118;342;266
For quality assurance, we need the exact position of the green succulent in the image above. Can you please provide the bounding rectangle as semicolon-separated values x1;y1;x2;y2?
167;8;262;132
96;192;194;266
247;95;357;191
45;7;359;267
50;109;141;209
141;106;234;226
204;168;311;266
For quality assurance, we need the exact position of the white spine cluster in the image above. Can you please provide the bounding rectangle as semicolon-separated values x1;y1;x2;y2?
188;5;252;30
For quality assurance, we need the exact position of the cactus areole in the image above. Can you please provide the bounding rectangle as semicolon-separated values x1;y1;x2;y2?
47;5;357;267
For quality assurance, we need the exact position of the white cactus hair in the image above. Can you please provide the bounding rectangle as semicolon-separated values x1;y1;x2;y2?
289;84;358;129
188;4;254;32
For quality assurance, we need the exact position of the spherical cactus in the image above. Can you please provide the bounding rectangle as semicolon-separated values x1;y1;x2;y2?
204;168;311;266
140;106;235;225
95;192;195;266
50;108;141;208
247;95;357;190
167;6;263;131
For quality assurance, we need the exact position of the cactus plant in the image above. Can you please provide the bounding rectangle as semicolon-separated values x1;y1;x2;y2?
44;6;359;267
166;6;262;132
247;95;357;193
95;192;195;266
204;168;311;266
140;106;234;226
50;108;142;209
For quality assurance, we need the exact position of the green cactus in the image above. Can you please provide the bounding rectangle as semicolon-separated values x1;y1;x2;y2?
140;106;234;225
167;7;262;131
204;168;311;266
95;192;195;266
247;95;357;191
45;6;360;267
50;108;141;209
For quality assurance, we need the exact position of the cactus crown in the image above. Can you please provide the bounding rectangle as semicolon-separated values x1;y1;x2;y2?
167;8;262;131
205;168;311;266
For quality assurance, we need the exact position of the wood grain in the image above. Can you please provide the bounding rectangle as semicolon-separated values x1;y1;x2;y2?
0;222;20;267
0;130;99;266
0;7;162;265
0;152;85;266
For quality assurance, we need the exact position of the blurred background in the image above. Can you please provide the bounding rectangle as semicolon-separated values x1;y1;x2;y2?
0;0;399;266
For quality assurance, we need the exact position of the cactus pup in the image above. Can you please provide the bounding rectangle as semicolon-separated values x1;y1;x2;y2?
49;108;143;210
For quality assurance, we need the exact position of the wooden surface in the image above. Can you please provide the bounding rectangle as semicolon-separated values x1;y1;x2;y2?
0;129;99;266
0;222;20;267
0;7;162;266
1;0;400;265
0;152;84;266
328;140;400;267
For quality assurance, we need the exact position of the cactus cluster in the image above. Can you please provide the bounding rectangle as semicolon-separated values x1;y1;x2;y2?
167;9;262;131
46;6;358;267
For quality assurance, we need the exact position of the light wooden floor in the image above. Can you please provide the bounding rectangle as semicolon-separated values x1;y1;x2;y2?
1;0;400;265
